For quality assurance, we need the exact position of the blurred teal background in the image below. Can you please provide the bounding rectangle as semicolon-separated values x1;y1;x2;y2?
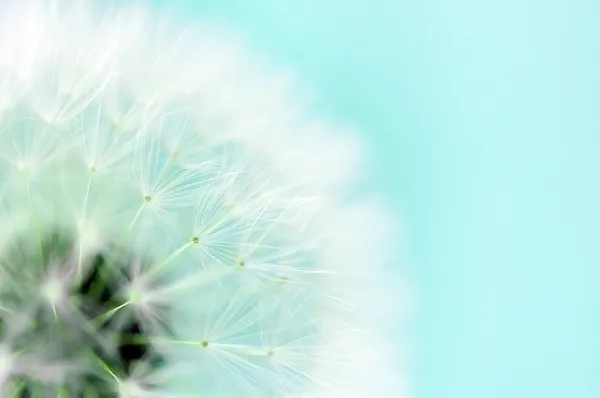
170;1;599;397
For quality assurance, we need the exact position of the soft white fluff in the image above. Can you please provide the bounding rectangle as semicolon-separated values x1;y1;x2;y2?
0;1;405;397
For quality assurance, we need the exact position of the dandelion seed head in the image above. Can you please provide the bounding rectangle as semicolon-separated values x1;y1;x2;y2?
0;0;405;396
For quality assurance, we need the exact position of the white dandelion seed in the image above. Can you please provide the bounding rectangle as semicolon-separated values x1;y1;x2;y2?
0;0;406;397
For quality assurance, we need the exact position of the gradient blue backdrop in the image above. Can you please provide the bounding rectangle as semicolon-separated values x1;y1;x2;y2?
169;1;599;397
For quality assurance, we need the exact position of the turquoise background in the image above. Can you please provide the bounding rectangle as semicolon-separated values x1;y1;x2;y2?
170;1;598;397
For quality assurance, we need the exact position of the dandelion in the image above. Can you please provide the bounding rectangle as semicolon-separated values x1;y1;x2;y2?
0;1;405;397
